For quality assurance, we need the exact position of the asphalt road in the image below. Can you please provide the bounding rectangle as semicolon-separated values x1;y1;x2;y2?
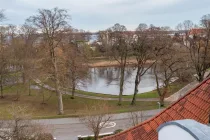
34;109;162;140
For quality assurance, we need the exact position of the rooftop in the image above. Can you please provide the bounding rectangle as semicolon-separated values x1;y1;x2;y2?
102;78;210;140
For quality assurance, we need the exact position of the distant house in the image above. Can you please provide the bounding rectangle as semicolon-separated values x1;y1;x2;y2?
102;77;210;140
189;28;206;38
158;119;210;140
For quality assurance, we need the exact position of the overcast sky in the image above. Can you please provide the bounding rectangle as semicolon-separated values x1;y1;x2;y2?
1;0;210;31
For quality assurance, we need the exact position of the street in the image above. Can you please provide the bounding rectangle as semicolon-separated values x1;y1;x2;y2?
35;109;162;140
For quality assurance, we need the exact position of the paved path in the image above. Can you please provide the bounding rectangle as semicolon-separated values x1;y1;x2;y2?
165;81;199;102
165;70;210;102
34;79;159;102
33;109;162;140
35;70;210;103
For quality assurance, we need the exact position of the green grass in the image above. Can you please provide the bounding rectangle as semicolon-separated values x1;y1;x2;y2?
126;81;187;98
89;57;111;62
75;90;119;98
0;84;161;119
75;80;188;99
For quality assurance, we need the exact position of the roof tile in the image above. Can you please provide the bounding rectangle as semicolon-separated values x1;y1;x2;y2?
102;78;210;140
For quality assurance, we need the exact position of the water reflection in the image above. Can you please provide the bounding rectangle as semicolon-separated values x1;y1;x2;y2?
79;67;161;95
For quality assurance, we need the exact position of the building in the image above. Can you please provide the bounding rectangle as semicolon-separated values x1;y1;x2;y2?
189;28;205;36
102;78;210;140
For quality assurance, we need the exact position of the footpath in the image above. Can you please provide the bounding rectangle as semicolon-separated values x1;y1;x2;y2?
35;70;210;103
34;79;159;102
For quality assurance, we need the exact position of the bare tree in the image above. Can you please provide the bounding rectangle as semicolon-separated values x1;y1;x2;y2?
0;10;5;22
128;111;144;127
108;23;131;105
26;7;71;114
0;47;9;99
131;24;155;105
153;28;187;106
18;24;38;96
63;42;89;99
98;31;111;56
0;104;53;140
176;17;210;82
0;26;10;98
7;25;24;101
79;101;112;140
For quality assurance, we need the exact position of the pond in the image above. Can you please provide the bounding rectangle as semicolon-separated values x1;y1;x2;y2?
78;67;162;95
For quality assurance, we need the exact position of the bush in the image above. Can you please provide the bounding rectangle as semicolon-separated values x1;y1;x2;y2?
78;136;94;140
114;129;123;134
35;133;54;140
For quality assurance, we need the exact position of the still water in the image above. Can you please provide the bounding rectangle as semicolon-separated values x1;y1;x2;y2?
78;67;161;95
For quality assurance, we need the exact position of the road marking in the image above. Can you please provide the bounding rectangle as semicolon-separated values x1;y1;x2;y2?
100;121;116;128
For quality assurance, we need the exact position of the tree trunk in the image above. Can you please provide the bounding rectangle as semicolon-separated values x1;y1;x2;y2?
118;67;125;106
28;79;31;96
14;120;19;140
15;90;19;101
197;72;204;83
55;77;64;115
159;95;165;107
22;71;26;84
42;89;45;104
154;64;165;106
0;75;3;98
131;67;141;105
94;131;99;140
51;47;64;115
154;65;161;97
159;86;168;107
71;68;76;99
54;68;64;114
71;82;75;99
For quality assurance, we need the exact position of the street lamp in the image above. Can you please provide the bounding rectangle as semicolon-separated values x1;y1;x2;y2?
157;102;161;111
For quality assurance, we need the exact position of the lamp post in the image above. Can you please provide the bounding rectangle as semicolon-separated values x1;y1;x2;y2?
157;102;161;111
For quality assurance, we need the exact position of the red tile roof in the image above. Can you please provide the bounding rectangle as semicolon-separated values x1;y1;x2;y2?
103;78;210;140
189;28;205;35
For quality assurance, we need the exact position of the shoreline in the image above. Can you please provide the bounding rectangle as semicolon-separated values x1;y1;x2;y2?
88;59;155;68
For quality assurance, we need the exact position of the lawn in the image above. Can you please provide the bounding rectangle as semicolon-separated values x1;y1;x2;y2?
0;84;160;119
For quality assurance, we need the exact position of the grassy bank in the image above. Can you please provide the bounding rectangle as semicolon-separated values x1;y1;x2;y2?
88;58;136;67
75;80;188;99
0;84;160;119
88;57;154;67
